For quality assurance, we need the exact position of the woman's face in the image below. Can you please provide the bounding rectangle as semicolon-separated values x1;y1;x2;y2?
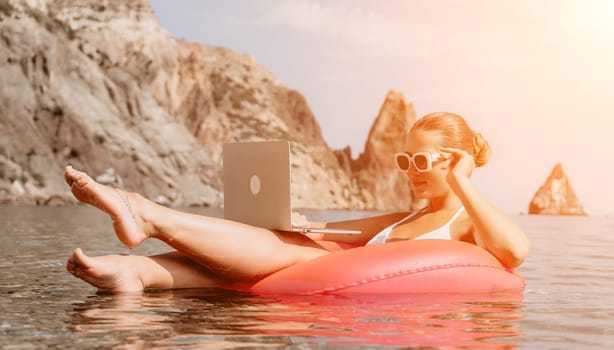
404;129;450;199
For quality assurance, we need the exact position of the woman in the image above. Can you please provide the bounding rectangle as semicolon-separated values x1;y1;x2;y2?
65;112;530;292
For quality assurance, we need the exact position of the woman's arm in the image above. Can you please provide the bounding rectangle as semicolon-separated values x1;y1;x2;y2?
441;147;531;268
303;212;409;246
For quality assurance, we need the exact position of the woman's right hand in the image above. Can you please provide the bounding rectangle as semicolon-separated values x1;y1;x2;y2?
439;146;475;188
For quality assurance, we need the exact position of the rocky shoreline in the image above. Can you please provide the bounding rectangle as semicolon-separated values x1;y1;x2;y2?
0;0;417;210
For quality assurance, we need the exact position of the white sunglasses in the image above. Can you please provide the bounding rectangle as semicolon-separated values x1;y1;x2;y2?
394;152;442;173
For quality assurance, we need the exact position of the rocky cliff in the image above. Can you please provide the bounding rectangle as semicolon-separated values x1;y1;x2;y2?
528;163;587;216
334;91;417;211
0;0;415;210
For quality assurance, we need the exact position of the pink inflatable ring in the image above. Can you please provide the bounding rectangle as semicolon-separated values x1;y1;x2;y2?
240;240;524;294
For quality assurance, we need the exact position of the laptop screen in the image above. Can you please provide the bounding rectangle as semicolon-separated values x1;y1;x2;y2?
223;141;293;230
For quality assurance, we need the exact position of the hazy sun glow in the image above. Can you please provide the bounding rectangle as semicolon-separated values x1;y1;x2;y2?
573;0;614;38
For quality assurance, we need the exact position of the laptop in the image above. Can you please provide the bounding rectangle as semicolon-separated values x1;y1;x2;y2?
223;140;361;234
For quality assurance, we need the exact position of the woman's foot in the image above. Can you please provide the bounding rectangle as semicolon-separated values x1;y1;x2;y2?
64;165;149;248
66;248;145;292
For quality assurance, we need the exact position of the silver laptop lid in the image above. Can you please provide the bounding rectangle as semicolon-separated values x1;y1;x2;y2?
223;141;292;231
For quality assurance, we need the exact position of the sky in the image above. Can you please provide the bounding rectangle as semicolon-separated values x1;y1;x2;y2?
150;0;614;215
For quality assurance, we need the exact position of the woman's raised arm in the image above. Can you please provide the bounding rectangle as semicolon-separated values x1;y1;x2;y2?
441;146;530;268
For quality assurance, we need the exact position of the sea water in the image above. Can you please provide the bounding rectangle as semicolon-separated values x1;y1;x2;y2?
1;205;613;349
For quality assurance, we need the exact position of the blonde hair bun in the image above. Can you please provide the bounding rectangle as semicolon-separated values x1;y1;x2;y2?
472;132;491;167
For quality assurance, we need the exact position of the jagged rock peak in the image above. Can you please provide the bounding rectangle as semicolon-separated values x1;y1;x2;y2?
549;162;566;179
360;90;415;164
333;90;417;211
528;163;587;216
367;91;414;140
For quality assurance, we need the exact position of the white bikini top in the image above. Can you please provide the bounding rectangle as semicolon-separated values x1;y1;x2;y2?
365;207;465;246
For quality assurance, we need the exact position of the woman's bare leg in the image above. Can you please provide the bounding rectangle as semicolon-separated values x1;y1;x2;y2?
64;166;330;282
66;249;231;292
65;165;148;248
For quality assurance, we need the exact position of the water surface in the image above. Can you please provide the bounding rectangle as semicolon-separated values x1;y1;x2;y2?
1;206;613;348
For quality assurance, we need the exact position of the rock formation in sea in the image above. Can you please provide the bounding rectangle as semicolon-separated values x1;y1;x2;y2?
528;163;587;216
0;0;416;210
